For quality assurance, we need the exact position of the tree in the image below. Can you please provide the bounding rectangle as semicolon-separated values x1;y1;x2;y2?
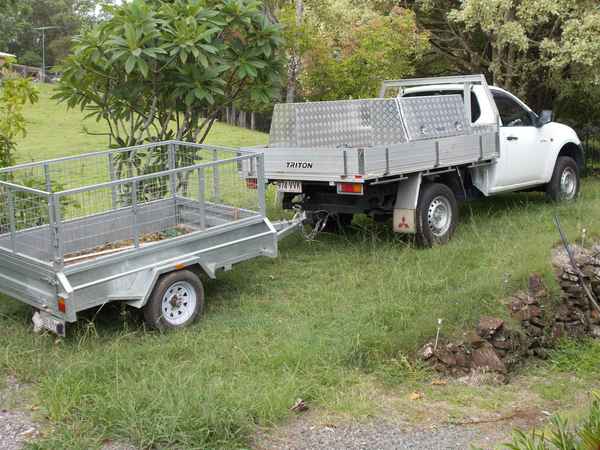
0;59;39;167
410;0;600;126
287;2;429;101
0;0;114;70
54;0;284;147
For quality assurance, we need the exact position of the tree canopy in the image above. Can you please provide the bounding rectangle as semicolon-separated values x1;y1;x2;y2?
53;0;284;146
0;0;111;69
279;0;429;101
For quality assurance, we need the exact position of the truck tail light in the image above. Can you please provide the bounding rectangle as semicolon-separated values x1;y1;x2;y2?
337;182;364;195
57;297;66;313
246;178;258;189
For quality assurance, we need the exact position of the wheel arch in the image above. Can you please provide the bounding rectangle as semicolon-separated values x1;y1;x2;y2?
125;262;214;309
557;142;585;173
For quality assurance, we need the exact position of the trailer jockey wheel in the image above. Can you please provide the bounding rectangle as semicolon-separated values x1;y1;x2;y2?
416;183;458;247
144;269;205;330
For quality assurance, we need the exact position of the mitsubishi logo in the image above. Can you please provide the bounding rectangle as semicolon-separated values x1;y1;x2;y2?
399;216;410;229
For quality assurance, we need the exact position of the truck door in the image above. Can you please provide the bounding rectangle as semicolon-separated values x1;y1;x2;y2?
490;90;546;189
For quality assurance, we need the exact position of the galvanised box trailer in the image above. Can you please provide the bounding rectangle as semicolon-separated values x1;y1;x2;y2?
0;141;302;335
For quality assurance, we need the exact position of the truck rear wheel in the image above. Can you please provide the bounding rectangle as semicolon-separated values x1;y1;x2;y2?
546;156;580;202
144;269;205;331
416;183;458;247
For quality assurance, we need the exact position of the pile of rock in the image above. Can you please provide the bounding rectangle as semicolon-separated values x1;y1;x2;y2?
551;245;600;339
421;252;600;381
421;274;551;380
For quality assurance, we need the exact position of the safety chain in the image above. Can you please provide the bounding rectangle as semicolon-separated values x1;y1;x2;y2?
300;209;329;241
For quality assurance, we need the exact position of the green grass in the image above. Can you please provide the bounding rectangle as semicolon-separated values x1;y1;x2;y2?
1;83;600;448
15;84;268;162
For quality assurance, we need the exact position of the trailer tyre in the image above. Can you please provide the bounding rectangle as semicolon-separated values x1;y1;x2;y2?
416;183;458;247
144;270;205;331
546;157;580;202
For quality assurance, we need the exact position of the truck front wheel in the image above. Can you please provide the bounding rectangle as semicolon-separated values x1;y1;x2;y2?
144;270;205;331
416;183;458;247
546;156;580;202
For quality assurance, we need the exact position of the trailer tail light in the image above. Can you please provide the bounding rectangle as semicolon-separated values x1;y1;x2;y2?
57;297;66;313
246;178;258;189
337;182;364;195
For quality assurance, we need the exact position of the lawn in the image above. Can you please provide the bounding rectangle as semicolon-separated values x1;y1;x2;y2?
1;83;599;449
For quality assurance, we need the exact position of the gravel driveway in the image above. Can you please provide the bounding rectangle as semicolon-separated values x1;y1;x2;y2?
0;377;40;450
253;411;531;450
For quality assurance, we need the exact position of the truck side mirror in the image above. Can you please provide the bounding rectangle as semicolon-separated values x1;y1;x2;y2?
538;110;553;127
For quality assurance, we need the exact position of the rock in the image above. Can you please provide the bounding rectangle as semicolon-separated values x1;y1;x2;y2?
491;337;513;351
454;350;469;368
476;317;504;339
420;343;435;360
435;348;457;367
529;316;546;328
528;273;548;299
291;398;308;413
471;342;506;373
463;331;485;348
552;323;565;339
590;326;600;339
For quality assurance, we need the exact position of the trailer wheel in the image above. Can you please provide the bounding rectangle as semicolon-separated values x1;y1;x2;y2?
416;183;458;247
144;270;205;331
546;157;580;202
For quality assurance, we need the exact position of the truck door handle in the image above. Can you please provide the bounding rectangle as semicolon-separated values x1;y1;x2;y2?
507;136;519;141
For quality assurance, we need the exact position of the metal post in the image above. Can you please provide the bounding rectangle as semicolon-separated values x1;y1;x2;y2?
168;144;177;224
7;189;16;253
256;154;267;217
131;181;139;248
212;148;220;202
52;194;64;268
41;29;45;83
197;168;206;230
108;153;117;209
463;82;472;126
43;163;52;192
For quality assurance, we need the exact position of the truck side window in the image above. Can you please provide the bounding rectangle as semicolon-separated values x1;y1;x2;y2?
492;92;533;127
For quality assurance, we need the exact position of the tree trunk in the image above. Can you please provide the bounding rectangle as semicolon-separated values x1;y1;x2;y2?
238;110;246;128
286;0;303;103
250;112;256;130
230;106;236;125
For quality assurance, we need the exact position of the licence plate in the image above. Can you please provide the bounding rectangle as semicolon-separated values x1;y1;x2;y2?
33;311;66;337
277;180;302;193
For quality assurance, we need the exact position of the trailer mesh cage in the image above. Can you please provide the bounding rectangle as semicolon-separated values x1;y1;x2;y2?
0;141;265;265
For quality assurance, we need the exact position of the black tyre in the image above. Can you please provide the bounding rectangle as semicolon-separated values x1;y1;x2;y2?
324;213;353;232
416;183;458;247
546;156;580;202
143;269;205;330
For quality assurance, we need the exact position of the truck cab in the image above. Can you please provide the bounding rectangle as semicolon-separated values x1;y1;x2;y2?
402;84;583;199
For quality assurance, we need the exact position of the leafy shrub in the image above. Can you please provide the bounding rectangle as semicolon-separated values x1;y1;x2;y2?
503;394;600;450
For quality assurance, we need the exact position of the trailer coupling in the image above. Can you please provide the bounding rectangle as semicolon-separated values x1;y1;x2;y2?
271;210;308;241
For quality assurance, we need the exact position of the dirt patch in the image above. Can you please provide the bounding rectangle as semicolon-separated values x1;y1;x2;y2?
0;376;40;450
64;224;194;264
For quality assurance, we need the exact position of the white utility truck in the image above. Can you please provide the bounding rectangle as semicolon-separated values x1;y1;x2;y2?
243;75;583;246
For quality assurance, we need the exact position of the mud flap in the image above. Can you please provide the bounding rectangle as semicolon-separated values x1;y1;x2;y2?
393;209;416;233
393;173;421;234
